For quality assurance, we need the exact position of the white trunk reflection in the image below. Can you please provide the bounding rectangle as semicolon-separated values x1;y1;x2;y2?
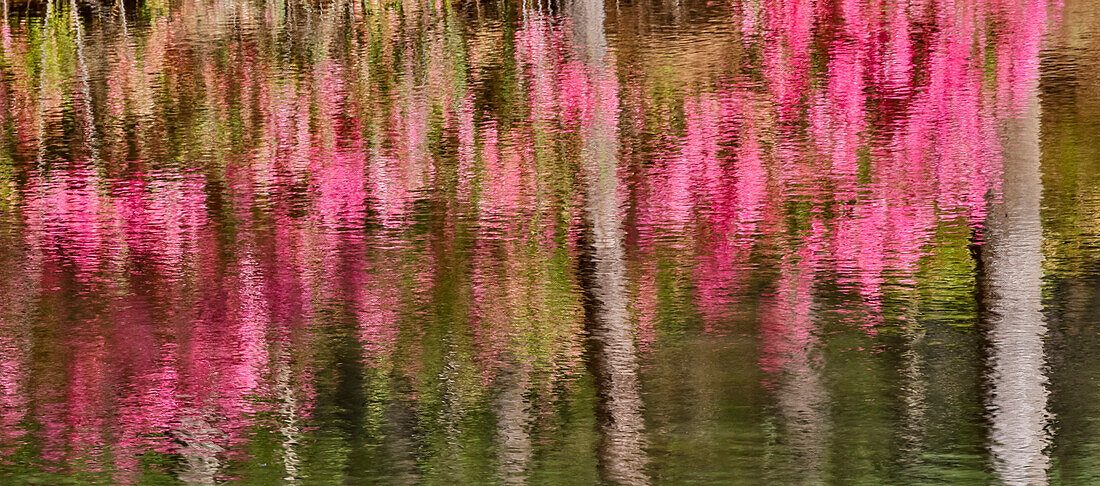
982;63;1050;486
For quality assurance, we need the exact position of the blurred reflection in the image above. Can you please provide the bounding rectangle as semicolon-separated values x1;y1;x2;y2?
495;365;533;485
0;0;1087;482
570;0;649;483
760;248;828;483
981;0;1052;483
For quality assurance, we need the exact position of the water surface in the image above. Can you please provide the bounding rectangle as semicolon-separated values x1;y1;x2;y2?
0;0;1099;483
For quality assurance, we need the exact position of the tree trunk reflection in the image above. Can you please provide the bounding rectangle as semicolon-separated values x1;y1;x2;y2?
981;47;1050;486
571;0;649;483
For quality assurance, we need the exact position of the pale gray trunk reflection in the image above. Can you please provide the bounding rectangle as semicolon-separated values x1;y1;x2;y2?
982;75;1050;485
495;366;533;485
897;327;928;463
174;414;224;485
774;327;827;482
763;265;828;483
570;0;648;483
71;0;98;162
274;348;302;484
570;0;609;64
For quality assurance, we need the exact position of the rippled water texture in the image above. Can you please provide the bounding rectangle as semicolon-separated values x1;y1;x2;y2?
0;0;1098;483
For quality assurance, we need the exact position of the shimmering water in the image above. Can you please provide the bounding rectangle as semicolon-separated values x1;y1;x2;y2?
0;0;1098;483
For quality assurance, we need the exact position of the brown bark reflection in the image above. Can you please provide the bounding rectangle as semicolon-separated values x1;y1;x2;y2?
570;0;649;483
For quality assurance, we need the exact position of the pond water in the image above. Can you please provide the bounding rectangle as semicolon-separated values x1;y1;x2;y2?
0;0;1098;483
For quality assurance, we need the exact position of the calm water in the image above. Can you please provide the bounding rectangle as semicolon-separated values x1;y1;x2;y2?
0;0;1098;483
